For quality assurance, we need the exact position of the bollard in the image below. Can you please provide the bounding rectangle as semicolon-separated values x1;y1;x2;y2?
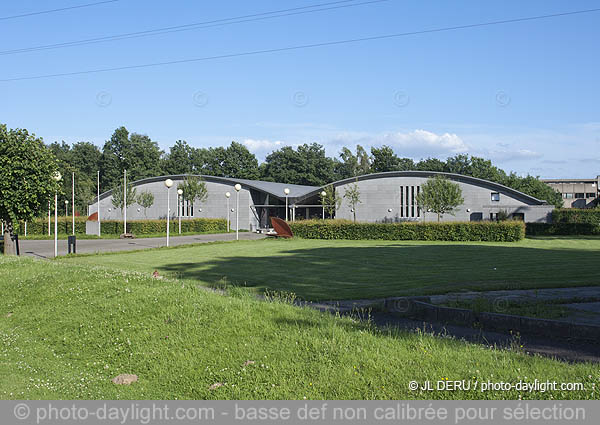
68;235;77;254
12;234;20;256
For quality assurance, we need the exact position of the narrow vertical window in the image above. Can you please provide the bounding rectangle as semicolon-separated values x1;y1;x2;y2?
399;186;404;217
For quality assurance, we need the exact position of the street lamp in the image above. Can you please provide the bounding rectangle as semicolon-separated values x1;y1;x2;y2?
225;192;231;232
284;188;290;221
234;184;241;240
65;200;69;234
177;188;183;234
320;190;327;219
53;172;61;257
164;179;174;247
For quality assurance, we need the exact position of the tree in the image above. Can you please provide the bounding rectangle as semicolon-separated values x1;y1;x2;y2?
370;146;400;173
100;127;163;189
137;191;154;217
261;143;335;186
335;145;371;180
179;176;208;215
162;140;194;175
221;142;260;179
415;157;447;172
416;176;464;221
0;124;59;255
111;183;137;212
322;184;341;218
343;179;361;222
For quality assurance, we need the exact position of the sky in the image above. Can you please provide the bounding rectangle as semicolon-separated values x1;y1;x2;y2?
1;0;599;178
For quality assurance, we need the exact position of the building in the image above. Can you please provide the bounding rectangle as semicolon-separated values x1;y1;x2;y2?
88;171;554;233
541;177;599;208
295;171;553;223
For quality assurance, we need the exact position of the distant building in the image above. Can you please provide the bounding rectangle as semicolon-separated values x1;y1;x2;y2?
88;171;554;233
541;176;599;208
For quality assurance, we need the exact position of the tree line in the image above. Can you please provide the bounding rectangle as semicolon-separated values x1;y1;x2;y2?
46;126;563;215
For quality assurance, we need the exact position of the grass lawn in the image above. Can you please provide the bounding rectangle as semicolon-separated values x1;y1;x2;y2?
61;236;600;301
1;256;598;400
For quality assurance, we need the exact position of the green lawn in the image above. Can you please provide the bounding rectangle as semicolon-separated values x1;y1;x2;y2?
62;236;600;301
1;256;598;400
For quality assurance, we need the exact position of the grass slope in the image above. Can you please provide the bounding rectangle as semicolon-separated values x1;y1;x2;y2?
62;237;600;300
0;257;598;400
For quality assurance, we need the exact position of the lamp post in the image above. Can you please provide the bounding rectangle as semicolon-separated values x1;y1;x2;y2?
320;190;327;219
97;170;101;237
71;171;75;235
53;172;61;257
234;184;241;240
123;169;127;235
177;189;183;234
65;200;69;233
225;192;231;232
48;201;51;236
165;179;173;246
284;188;290;221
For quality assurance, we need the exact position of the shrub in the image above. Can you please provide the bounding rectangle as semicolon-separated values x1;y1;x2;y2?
14;217;226;236
526;209;600;235
289;219;525;242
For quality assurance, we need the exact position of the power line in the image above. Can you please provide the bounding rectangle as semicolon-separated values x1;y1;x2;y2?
0;0;388;56
2;7;599;82
0;0;119;21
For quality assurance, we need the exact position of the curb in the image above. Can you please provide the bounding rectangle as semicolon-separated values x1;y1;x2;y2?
383;298;600;343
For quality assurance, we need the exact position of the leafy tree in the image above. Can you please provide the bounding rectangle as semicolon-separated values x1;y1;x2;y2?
415;157;447;172
502;173;563;208
335;145;371;180
0;124;59;255
370;146;400;173
162;140;194;175
137;191;154;217
322;184;341;218
100;127;163;189
179;176;208;215
416;176;464;221
343;179;362;222
111;183;138;212
261;143;335;186
221;142;260;179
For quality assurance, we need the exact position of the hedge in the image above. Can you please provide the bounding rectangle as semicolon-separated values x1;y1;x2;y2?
552;208;600;224
12;217;226;236
526;209;600;236
15;217;88;235
288;220;525;242
97;218;227;235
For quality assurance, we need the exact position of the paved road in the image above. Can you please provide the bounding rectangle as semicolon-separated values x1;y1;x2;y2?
20;232;266;258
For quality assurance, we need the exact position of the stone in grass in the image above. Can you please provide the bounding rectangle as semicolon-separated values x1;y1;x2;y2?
209;382;224;390
6;312;12;318
112;374;138;385
243;360;255;367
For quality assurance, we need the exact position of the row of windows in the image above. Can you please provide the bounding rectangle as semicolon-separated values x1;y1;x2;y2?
399;186;420;218
562;193;597;199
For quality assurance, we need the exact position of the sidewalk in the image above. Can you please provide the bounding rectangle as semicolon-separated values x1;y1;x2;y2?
20;232;266;258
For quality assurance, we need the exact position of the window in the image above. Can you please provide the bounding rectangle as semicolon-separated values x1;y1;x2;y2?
575;193;585;199
586;193;596;198
564;193;574;199
491;192;500;202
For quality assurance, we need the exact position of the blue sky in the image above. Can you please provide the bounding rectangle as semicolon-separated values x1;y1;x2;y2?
1;0;599;178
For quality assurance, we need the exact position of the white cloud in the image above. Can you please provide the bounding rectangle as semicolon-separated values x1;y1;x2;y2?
329;129;468;158
485;148;543;162
242;139;287;158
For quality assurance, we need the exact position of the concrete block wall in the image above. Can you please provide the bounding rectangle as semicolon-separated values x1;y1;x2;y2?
335;176;553;223
88;178;257;231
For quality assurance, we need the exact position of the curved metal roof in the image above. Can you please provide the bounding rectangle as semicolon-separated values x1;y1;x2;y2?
93;174;318;203
294;171;549;205
93;171;548;206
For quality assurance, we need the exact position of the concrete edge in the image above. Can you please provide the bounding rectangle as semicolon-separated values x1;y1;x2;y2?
381;298;600;343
